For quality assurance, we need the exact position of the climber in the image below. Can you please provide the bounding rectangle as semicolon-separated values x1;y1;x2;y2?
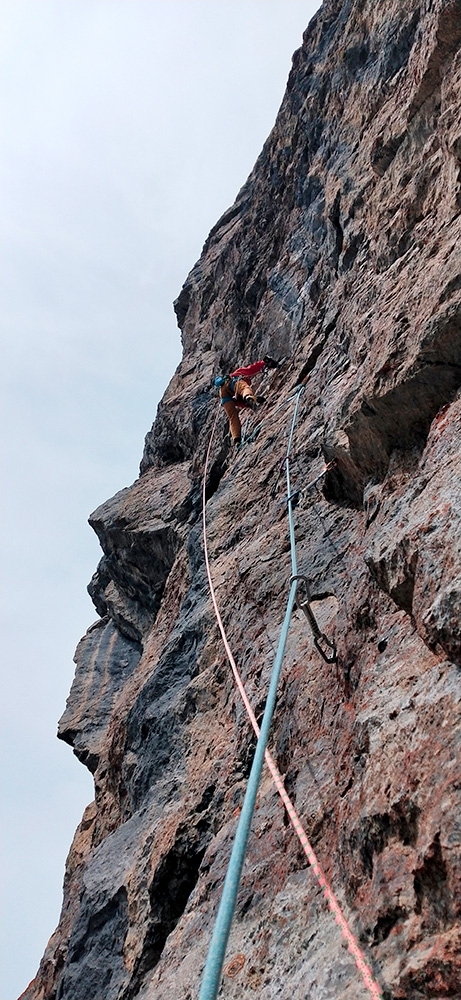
214;356;280;446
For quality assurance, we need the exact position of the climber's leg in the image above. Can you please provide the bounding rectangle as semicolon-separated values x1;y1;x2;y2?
222;398;242;444
234;378;257;407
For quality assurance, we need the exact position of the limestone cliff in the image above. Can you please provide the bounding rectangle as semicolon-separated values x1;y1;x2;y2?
23;1;461;998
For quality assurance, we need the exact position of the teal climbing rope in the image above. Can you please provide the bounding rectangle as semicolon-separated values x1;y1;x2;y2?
199;390;382;1000
198;390;302;1000
198;582;299;1000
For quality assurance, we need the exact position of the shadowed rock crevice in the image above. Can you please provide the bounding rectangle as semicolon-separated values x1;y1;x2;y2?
124;625;205;812
126;821;213;999
370;906;407;945
371;131;407;177
328;191;344;271
323;351;461;510
408;0;461;120
349;799;420;883
347;364;461;483
141;387;214;471
414;834;452;932
295;333;329;384
322;446;365;508
203;437;230;503
142;400;193;468
88;522;181;642
366;545;418;616
204;462;226;503
56;886;129;1000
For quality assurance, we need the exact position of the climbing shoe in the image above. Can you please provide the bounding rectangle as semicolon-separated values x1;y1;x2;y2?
256;395;266;404
234;437;241;447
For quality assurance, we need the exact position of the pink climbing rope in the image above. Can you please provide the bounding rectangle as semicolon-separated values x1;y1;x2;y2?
202;408;382;1000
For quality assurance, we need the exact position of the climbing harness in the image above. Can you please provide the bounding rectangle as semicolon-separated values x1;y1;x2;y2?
199;392;382;1000
215;374;242;405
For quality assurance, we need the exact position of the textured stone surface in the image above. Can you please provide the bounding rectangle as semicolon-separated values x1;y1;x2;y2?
23;1;461;998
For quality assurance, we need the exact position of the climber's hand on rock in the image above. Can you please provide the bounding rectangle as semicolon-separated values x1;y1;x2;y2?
263;355;280;369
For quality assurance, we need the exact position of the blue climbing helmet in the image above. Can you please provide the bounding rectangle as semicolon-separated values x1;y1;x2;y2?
214;375;229;388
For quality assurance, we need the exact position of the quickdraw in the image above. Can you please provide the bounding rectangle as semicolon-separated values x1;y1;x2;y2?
284;459;337;505
290;574;337;663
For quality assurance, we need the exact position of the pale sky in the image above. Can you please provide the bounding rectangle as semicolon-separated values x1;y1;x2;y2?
0;2;321;996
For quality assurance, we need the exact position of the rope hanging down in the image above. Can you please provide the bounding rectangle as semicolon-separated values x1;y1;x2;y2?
199;393;382;1000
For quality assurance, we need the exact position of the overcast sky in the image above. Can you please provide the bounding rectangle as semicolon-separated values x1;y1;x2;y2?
0;2;321;996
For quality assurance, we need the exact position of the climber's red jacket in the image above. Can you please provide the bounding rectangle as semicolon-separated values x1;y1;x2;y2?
227;361;265;410
229;361;265;381
219;360;266;442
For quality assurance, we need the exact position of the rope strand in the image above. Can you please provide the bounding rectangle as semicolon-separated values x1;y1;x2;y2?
199;400;382;1000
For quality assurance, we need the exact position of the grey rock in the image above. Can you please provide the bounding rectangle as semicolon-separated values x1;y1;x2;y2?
24;2;461;999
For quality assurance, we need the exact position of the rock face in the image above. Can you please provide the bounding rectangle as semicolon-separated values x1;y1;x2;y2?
23;1;461;998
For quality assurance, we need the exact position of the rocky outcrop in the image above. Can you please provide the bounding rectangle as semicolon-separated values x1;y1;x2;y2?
23;1;461;998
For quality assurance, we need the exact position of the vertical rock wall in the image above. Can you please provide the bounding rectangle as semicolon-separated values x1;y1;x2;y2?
23;1;461;998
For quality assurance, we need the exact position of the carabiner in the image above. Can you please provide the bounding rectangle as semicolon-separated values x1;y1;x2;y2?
290;574;337;664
